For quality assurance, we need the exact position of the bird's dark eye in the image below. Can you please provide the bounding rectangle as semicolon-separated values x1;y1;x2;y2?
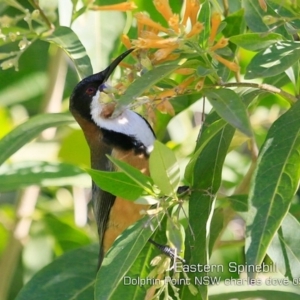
85;86;96;95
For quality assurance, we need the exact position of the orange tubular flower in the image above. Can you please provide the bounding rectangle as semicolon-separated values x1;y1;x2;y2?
212;54;239;72
153;0;173;22
91;1;137;11
174;68;195;75
153;46;178;62
121;34;132;49
185;22;203;38
157;99;175;115
209;12;221;44
182;0;192;26
258;0;267;12
209;37;229;51
155;89;176;99
153;53;180;64
145;103;157;124
182;0;200;26
134;37;179;49
176;75;196;94
135;12;169;33
168;14;180;33
195;77;204;91
190;0;200;26
140;31;164;40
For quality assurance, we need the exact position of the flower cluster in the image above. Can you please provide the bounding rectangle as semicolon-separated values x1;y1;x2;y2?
96;0;239;119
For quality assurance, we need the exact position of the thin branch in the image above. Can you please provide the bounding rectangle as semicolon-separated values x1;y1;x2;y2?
28;0;54;30
216;82;299;104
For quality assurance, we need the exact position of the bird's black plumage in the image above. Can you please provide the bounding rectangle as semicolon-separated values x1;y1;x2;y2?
69;49;156;268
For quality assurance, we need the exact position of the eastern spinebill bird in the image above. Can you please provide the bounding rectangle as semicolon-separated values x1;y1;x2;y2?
69;49;155;267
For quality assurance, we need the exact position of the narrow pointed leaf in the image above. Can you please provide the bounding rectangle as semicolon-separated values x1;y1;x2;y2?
230;33;282;51
95;213;164;299
198;0;210;46
246;100;300;278
0;113;74;166
149;141;180;197
181;111;235;300
16;244;98;300
87;168;143;201
184;118;227;184
245;41;300;79
203;88;252;137
42;26;93;78
268;213;300;279
107;156;154;194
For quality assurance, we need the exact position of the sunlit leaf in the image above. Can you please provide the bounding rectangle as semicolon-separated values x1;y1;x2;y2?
166;216;185;258
107;156;154;195
87;168;143;201
246;100;300;278
149;140;180;197
268;213;300;280
182;112;235;300
203;88;252;137
198;0;211;46
42;26;93;78
245;41;300;79
230;33;282;51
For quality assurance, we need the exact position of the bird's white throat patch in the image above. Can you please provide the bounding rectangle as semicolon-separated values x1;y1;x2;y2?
91;91;155;152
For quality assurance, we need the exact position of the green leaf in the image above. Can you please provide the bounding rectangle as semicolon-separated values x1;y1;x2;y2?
230;33;283;51
16;244;98;300
198;0;211;46
42;26;93;78
245;41;300;79
242;0;269;32
209;208;224;255
0;113;74;166
149;140;180;197
86;168;143;201
268;213;300;280
0;161;87;191
184;118;227;184
166;216;185;257
107;156;154;195
95;213;164;299
182;113;235;300
117;63;181;107
44;214;91;251
226;194;248;212
246;100;300;279
222;9;246;39
203;88;252;137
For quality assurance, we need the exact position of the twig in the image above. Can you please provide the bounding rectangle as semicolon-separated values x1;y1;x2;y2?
216;82;298;104
28;0;54;30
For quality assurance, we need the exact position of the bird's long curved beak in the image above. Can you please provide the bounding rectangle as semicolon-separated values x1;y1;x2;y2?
102;48;134;82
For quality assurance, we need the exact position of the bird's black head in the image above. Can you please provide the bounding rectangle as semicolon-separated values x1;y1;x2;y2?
69;48;134;121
